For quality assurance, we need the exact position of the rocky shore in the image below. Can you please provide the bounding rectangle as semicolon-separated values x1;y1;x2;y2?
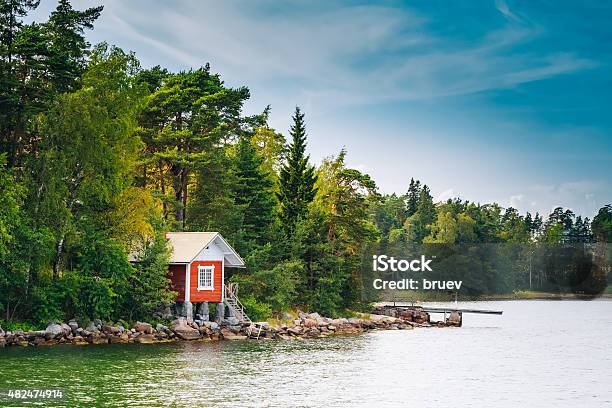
0;308;457;348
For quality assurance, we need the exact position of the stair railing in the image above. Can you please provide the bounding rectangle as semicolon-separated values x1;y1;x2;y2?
224;283;251;324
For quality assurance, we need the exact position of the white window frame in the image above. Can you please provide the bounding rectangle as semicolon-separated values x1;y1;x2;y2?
197;265;214;290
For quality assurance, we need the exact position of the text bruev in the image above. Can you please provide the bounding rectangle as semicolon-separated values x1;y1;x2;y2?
371;255;462;291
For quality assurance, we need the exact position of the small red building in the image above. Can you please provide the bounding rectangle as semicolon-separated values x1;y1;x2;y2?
165;232;245;304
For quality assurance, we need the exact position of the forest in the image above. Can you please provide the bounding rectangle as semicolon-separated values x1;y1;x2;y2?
1;1;611;326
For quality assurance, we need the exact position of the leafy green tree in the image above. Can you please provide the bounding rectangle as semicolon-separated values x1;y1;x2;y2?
277;107;317;234
32;45;143;279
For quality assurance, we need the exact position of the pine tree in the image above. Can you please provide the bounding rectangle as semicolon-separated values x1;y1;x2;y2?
277;107;317;233
405;178;421;217
404;184;436;243
234;135;275;249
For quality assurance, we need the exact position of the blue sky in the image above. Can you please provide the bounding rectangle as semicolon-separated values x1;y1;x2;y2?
32;1;612;218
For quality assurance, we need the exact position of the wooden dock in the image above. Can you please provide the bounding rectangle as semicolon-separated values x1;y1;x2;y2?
373;303;503;327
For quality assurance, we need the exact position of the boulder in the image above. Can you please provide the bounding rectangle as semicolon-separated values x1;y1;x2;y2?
26;330;46;341
86;322;98;333
161;306;174;320
302;318;317;328
307;312;321;320
45;323;64;339
102;325;120;335
305;327;320;336
68;320;79;334
88;334;108;345
203;321;219;331
220;328;247;340
446;311;462;327
71;336;88;345
173;320;201;340
93;319;102;330
155;331;168;340
331;318;349;326
135;334;156;344
226;316;240;326
60;323;72;335
156;323;168;332
133;321;153;334
287;326;303;335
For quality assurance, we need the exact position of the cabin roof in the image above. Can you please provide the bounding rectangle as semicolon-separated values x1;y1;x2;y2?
166;232;245;267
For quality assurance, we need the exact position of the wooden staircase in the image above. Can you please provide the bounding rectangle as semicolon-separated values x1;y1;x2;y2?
224;283;265;339
224;283;251;324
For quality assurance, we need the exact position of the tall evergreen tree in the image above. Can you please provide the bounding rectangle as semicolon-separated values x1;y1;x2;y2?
405;178;421;217
404;184;436;243
233;135;275;250
277;107;317;233
0;0;102;168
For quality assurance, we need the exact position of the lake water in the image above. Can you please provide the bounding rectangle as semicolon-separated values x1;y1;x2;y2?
1;300;611;407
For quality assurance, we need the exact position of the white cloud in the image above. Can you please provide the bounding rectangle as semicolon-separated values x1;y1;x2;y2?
65;0;596;115
435;188;456;203
509;194;524;208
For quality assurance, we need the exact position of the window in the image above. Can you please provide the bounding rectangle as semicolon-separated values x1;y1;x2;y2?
197;265;214;290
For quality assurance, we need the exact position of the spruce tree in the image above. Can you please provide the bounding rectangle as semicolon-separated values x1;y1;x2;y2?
277;107;317;233
405;178;421;217
234;135;275;248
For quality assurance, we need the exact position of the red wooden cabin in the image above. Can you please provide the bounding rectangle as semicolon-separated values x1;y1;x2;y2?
165;232;245;303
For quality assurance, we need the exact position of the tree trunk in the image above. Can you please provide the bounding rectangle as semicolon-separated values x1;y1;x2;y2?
52;236;64;281
172;164;183;226
158;160;168;219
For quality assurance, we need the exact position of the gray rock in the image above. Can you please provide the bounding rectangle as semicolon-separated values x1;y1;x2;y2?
203;321;219;330
86;322;98;332
161;306;174;320
226;316;240;326
308;312;321;320
298;312;308;320
60;323;72;335
45;323;64;338
331;318;349;325
173;320;201;340
156;323;168;332
93;319;102;330
133;321;153;334
68;320;79;334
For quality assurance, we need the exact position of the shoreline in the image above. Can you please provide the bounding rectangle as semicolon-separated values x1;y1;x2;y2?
0;310;451;349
